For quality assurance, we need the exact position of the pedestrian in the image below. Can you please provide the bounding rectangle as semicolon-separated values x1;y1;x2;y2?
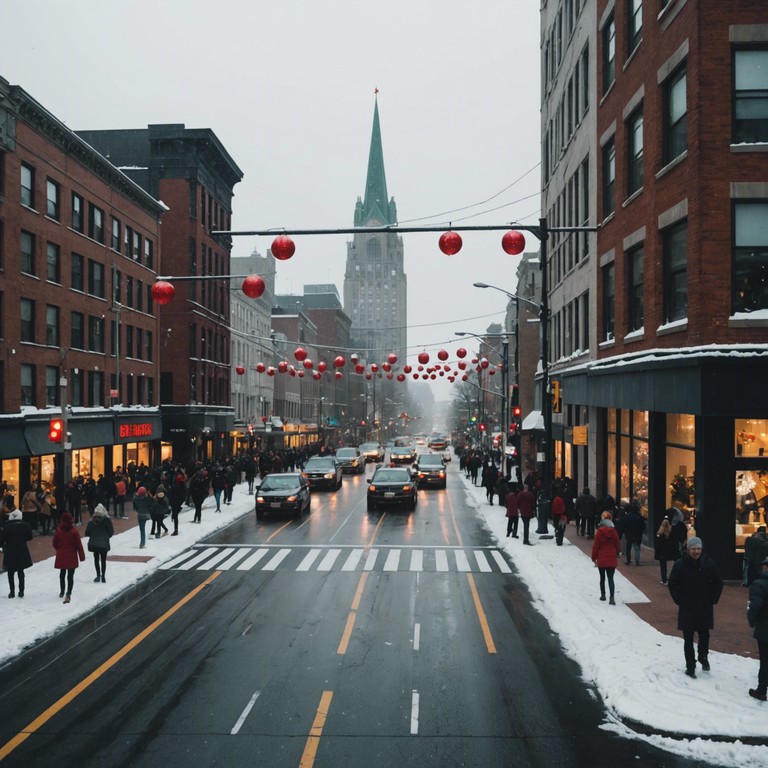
20;486;42;533
623;501;646;565
551;487;567;546
0;509;33;598
482;462;499;504
85;503;113;583
211;467;226;512
168;472;186;536
38;488;55;535
654;519;679;585
52;511;86;603
505;484;519;538
745;525;768;587
747;555;768;701
575;487;598;538
517;485;536;545
114;474;128;519
151;485;170;538
667;536;723;678
591;511;621;605
2;493;16;526
190;469;210;524
133;486;152;548
494;473;508;507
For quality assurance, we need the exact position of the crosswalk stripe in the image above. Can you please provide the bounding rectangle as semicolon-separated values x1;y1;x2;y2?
178;547;220;570
383;549;401;571
199;547;238;570
435;550;449;572
454;550;471;572
364;549;379;571
410;550;424;572
218;549;251;570
474;551;492;572
318;548;342;571
491;550;513;573
263;548;291;570
237;548;270;570
297;549;322;571
342;549;365;571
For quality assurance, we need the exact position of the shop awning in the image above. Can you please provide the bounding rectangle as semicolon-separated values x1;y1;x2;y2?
0;425;30;459
521;410;544;431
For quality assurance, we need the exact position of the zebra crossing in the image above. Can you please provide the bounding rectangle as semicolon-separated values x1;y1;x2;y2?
160;544;514;575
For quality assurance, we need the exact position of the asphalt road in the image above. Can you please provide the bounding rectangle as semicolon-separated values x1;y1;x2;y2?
0;461;706;767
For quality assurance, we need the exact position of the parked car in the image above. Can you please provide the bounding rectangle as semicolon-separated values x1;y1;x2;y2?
359;441;385;463
367;466;418;512
389;445;415;465
335;447;365;474
413;453;447;489
255;472;310;520
303;456;343;490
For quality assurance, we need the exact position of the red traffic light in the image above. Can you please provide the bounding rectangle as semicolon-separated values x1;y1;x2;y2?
512;406;522;418
49;418;63;443
478;423;486;432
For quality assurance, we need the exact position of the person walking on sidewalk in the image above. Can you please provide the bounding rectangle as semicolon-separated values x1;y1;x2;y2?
113;475;128;519
551;486;568;546
623;501;646;565
667;536;723;678
592;511;621;605
576;487;597;538
517;486;536;545
0;510;33;598
168;472;186;536
85;503;113;583
211;466;226;512
747;555;768;701
52;512;85;603
190;469;210;524
151;485;170;538
505;484;520;538
654;519;680;585
133;486;152;548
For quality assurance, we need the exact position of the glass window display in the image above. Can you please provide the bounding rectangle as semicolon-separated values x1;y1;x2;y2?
735;419;768;457
735;470;768;552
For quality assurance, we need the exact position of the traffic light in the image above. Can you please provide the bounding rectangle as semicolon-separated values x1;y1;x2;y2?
49;417;63;443
510;384;519;406
512;405;522;418
478;422;486;432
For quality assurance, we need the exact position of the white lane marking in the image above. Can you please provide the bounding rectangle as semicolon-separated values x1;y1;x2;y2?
160;549;202;569
218;548;251;570
473;550;492;572
177;548;220;571
230;690;261;735
317;548;342;571
197;548;237;570
491;550;513;573
297;549;322;571
410;550;424;572
454;550;471;572
262;548;291;570
435;550;449;572
383;549;401;571
342;548;364;571
237;548;270;570
364;549;379;571
410;689;419;735
413;623;421;652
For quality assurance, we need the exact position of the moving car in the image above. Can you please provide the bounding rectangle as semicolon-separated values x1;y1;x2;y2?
441;449;452;463
428;435;448;450
389;445;415;465
303;456;343;490
335;447;365;475
367;466;418;511
359;441;385;463
255;472;310;520
413;453;447;489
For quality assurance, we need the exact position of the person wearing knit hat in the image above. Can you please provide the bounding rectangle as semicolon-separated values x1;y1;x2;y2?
85;503;114;583
133;486;152;549
668;535;723;678
52;511;86;603
151;485;170;538
0;509;33;598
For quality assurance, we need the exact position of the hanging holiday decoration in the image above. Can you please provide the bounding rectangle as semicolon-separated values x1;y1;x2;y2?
480;358;489;369
437;349;449;361
397;374;405;382
501;230;526;255
255;362;266;373
267;366;276;376
312;371;321;380
355;363;365;374
262;415;268;423
298;370;305;378
294;347;307;362
438;230;463;256
387;373;393;380
278;361;288;373
235;366;245;375
488;369;495;376
350;353;359;364
418;351;430;364
365;372;372;380
335;371;343;380
458;361;467;370
317;361;327;373
242;275;265;299
334;355;346;368
151;281;175;305
271;235;296;261
387;353;398;365
456;347;467;359
403;365;412;374
371;363;379;373
303;358;313;370
382;362;391;372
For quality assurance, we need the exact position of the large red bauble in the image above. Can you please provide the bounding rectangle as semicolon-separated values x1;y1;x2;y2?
462;374;468;381
334;355;345;368
472;358;479;364
418;351;430;365
313;372;321;380
278;361;288;373
480;358;489;369
403;365;412;374
255;362;266;373
335;371;343;380
438;230;463;256
397;374;405;382
267;366;276;376
456;347;467;359
437;349;449;361
386;373;393;380
439;371;444;377
501;230;526;255
371;363;379;373
317;361;327;373
413;373;419;380
458;361;467;370
387;353;398;365
350;353;359;364
235;365;245;375
355;364;365;374
382;362;391;372
448;376;455;382
365;373;372;380
294;347;307;362
298;370;304;378
430;374;436;380
151;281;175;305
271;235;296;261
289;368;297;377
303;358;313;369
488;369;496;376
242;275;265;299
444;364;451;371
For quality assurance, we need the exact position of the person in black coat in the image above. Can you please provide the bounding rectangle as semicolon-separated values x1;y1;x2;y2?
575;487;598;538
747;555;768;700
654;519;680;584
623;502;646;565
0;510;33;598
668;536;723;678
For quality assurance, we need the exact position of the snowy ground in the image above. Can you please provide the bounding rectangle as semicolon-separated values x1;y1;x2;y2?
2;476;767;767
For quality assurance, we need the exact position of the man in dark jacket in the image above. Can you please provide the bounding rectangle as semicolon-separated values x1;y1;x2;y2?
623;502;646;565
668;536;723;678
745;526;768;586
575;487;598;538
747;555;768;700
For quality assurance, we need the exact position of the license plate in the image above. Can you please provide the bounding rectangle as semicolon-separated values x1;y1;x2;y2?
270;502;282;508
384;492;395;498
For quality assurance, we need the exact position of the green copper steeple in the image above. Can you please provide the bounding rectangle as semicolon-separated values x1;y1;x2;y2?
355;96;397;226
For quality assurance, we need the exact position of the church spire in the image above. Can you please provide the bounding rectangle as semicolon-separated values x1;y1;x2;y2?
357;93;396;226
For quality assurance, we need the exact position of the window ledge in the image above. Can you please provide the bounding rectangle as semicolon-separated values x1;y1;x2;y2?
731;143;768;153
599;80;616;107
729;315;768;328
599;338;616;349
622;188;643;208
655;151;688;181
657;319;688;336
623;41;642;71
623;328;645;343
600;212;616;227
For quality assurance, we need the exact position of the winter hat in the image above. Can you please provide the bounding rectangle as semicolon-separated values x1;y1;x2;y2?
135;486;147;496
8;510;22;521
93;503;108;518
687;536;703;549
60;512;74;527
155;485;167;495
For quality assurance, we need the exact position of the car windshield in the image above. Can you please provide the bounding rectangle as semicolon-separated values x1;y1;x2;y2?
260;476;301;490
360;443;380;451
373;469;410;483
417;455;444;467
393;437;411;447
336;449;357;458
305;458;335;469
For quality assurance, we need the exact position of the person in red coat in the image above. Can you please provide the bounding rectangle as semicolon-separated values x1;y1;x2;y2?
505;484;520;538
52;511;85;604
591;510;621;604
551;488;568;546
517;487;537;545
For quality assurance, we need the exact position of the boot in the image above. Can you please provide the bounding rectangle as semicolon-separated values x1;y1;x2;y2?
18;575;25;598
749;688;767;701
63;594;71;604
8;590;14;599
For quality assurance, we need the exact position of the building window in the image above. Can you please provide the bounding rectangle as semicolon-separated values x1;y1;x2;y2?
628;0;642;54
627;244;644;331
112;269;121;304
627;108;644;195
132;230;141;261
602;263;615;340
89;371;104;408
145;238;154;269
71;252;84;292
111;217;121;251
46;242;60;283
20;299;35;343
88;260;105;298
125;325;134;358
663;66;687;163
71;193;84;233
602;139;616;218
21;364;35;406
663;220;688;322
21;230;35;275
88;204;104;243
45;305;59;346
602;13;616;94
71;311;84;349
46;366;59;407
733;201;768;313
734;49;768;144
20;163;34;208
126;276;134;308
46;178;60;220
88;316;105;353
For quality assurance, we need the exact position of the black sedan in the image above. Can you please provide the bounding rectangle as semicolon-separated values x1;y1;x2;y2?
389;445;415;465
303;456;343;490
359;441;385;463
413;453;447;489
367;467;418;512
255;473;310;520
335;447;365;474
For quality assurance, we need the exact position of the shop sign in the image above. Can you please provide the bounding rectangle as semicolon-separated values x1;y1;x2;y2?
573;425;588;445
117;422;155;440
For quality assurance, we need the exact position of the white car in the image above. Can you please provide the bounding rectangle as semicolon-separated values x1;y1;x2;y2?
441;449;452;462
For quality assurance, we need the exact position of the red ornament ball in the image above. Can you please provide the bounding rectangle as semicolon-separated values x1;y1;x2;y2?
335;371;343;380
480;358;489;369
242;275;265;299
151;281;175;305
371;363;379;373
438;230;463;256
365;373;372;380
382;362;391;372
386;373;393;380
397;374;405;382
261;415;268;423
271;235;296;261
294;347;307;362
437;349;449;361
355;364;365;374
313;371;321;380
278;361;288;374
303;358;313;370
501;230;526;255
458;361;467;370
334;355;345;368
255;362;266;373
298;370;305;378
418;351;430;365
317;361;327;373
403;365;412;374
235;365;245;376
456;347;467;359
267;366;276;376
387;353;398;365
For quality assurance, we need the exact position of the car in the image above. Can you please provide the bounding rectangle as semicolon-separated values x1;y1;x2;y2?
413;453;447;489
303;456;343;490
414;435;428;446
255;472;310;520
389;445;415;465
335;447;365;474
441;449;452;462
359;441;385;463
367;466;418;512
428;436;448;450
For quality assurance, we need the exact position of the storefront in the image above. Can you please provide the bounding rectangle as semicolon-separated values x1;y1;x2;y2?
160;404;235;464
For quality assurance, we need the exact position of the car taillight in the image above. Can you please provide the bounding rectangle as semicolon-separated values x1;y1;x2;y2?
439;471;445;477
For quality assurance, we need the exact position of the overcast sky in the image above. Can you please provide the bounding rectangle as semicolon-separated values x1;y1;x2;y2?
3;0;542;400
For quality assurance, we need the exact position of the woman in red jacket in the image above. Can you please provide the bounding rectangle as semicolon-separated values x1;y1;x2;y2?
53;512;85;603
591;510;621;604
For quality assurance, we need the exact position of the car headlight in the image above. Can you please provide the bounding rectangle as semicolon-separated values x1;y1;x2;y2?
403;485;412;491
439;472;445;478
287;495;298;502
368;485;377;492
256;496;265;503
324;472;335;479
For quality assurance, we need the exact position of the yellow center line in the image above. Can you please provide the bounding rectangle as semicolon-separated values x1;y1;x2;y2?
299;690;334;768
266;520;294;542
0;571;221;762
337;572;368;654
467;573;497;653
